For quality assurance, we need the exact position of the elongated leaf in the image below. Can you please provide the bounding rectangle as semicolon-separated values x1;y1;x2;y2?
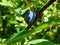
3;23;49;44
0;1;14;7
0;2;9;6
3;19;60;44
28;39;54;45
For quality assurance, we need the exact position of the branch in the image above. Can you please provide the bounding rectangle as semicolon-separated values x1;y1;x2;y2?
26;0;56;30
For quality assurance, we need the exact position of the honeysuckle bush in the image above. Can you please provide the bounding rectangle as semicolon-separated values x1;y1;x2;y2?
0;0;60;45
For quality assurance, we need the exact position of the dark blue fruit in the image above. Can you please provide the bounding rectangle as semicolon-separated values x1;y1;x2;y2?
24;10;36;23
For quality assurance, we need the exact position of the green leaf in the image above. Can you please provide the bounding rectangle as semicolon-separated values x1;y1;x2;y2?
3;19;60;44
6;15;15;19
28;39;54;45
8;7;20;15
15;8;21;14
3;23;49;44
0;1;14;7
0;2;9;6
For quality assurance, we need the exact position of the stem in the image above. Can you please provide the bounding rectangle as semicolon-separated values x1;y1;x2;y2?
39;0;56;13
26;0;56;30
25;0;32;9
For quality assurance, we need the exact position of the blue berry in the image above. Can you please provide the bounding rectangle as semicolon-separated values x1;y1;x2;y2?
24;10;36;23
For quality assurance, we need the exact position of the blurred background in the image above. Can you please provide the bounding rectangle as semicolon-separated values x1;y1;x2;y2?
0;0;60;45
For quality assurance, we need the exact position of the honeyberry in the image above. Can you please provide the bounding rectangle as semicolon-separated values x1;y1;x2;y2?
24;10;36;23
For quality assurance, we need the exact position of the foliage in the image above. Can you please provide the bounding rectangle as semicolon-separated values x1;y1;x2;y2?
0;0;60;45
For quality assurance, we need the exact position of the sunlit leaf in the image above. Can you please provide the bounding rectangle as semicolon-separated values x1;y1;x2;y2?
28;39;54;45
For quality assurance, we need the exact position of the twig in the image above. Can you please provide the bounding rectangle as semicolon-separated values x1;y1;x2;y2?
26;0;56;30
